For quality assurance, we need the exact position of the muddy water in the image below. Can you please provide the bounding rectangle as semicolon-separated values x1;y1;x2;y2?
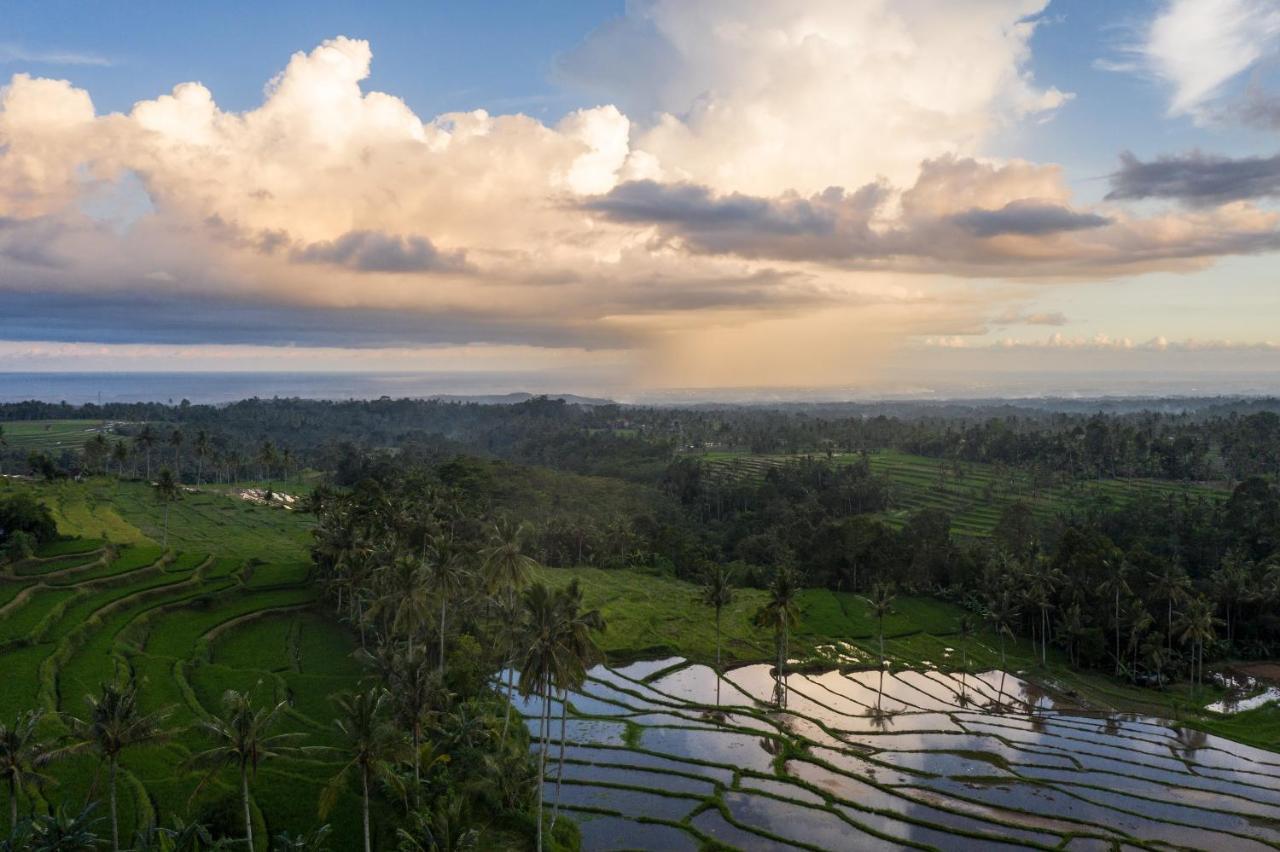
517;660;1280;851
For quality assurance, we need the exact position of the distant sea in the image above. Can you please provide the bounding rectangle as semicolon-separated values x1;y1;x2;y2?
0;372;603;405
2;370;1279;407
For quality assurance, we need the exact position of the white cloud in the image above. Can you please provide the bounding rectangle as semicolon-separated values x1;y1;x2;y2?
558;0;1070;195
1141;0;1280;117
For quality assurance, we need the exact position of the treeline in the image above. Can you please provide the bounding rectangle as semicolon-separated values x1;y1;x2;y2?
8;396;1280;487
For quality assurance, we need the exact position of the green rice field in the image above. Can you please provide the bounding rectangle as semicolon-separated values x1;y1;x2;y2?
0;477;370;848
699;449;1228;536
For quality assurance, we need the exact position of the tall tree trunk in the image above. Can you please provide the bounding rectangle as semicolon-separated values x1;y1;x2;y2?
1114;588;1121;676
8;777;16;834
553;688;568;828
163;501;170;548
536;676;549;852
439;598;447;678
109;757;119;851
362;765;371;852
715;607;722;707
241;766;253;851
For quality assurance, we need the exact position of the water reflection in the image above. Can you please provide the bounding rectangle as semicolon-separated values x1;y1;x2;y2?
514;661;1280;851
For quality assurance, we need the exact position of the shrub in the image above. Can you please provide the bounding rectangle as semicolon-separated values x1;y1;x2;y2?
0;492;58;545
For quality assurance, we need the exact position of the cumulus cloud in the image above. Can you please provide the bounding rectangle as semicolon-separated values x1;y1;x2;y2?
1107;150;1280;205
558;0;1069;194
0;22;1278;388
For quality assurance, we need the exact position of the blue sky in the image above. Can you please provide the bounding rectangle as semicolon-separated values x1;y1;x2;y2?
2;0;1280;392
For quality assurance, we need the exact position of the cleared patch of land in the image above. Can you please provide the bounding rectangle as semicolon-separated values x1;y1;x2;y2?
1;419;118;452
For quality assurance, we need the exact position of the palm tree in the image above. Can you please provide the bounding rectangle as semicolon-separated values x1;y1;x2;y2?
1148;562;1190;656
517;582;570;852
320;688;409;852
154;468;180;549
0;710;61;833
280;448;294;484
111;441;129;479
699;563;734;706
985;589;1020;706
956;613;975;701
426;534;470;679
193;430;211;487
168;428;184;474
1099;562;1131;676
135;425;157;480
379;644;436;802
550;580;604;830
187;690;305;851
257;441;276;486
754;566;800;708
869;583;895;666
481;520;537;740
64;679;171;851
0;423;6;476
1177;596;1218;693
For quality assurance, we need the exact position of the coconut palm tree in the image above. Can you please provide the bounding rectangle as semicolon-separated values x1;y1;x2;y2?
0;710;61;833
481;519;537;740
425;533;471;679
154;468;180;549
869;583;895;666
0;423;6;476
193;430;211;487
550;579;604;830
135;425;157;480
1099;561;1131;676
378;644;436;803
517;582;570;852
168;428;184;474
754;566;800;708
956;613;975;701
187;690;305;851
1148;562;1190;656
699;563;734;706
985;589;1020;706
64;680;171;851
1177;596;1218;693
257;441;276;486
111;441;129;479
320;688;409;852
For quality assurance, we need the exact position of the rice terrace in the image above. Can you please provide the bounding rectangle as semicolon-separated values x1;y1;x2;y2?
7;1;1280;848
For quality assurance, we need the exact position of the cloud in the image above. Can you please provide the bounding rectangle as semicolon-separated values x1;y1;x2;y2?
0;27;1277;388
1106;150;1280;205
290;230;469;273
925;333;1280;352
584;156;1280;276
557;0;1069;195
949;200;1109;237
1137;0;1280;117
991;308;1068;326
0;44;112;67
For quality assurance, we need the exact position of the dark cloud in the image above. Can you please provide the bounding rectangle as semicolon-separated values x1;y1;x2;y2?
949;201;1109;237
0;291;634;350
1234;87;1280;131
290;230;470;273
1106;150;1280;206
583;180;884;260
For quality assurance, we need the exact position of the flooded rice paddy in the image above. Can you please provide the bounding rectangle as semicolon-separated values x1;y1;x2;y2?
512;660;1280;851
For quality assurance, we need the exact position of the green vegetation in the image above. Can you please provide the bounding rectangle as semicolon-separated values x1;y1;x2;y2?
0;476;371;848
701;448;1227;536
0;420;114;452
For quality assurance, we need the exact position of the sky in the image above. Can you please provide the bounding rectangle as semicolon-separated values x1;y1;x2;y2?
3;0;1280;394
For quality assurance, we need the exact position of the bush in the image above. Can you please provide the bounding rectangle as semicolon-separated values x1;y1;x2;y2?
0;492;57;545
3;529;35;563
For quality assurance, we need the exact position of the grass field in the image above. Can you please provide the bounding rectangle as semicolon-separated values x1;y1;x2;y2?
700;448;1228;536
0;420;119;452
0;477;371;848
